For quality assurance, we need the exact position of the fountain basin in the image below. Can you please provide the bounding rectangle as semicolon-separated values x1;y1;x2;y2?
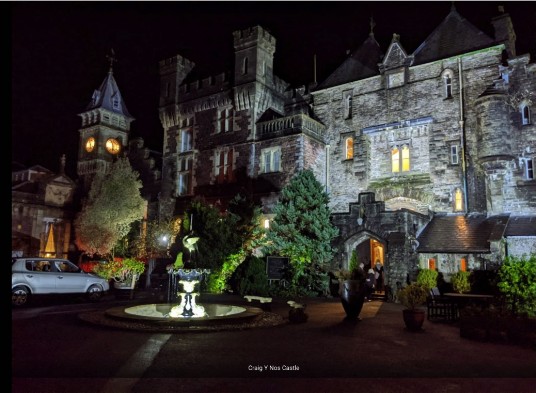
104;303;264;327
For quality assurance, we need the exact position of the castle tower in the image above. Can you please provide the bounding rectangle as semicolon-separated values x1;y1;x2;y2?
233;25;276;87
77;50;134;191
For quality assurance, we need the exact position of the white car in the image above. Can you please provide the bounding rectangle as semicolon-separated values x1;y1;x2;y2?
12;257;110;306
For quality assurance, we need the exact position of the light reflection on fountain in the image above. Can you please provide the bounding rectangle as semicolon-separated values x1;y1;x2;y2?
104;267;266;329
167;269;210;318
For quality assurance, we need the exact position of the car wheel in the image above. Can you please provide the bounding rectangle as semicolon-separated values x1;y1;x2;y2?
12;286;30;307
87;284;103;302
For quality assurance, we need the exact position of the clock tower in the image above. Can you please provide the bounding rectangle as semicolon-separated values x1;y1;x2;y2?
77;50;134;191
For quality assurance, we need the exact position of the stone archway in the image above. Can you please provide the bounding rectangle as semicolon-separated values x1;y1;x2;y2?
344;230;386;272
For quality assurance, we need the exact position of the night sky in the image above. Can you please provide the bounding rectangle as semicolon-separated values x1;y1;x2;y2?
12;2;536;178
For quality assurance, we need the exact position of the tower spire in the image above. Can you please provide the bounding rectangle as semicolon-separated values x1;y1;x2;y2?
106;48;117;74
369;15;376;37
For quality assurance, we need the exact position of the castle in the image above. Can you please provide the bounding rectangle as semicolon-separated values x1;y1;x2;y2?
13;5;535;289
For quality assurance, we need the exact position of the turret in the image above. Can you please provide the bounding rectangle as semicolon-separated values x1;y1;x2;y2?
233;26;276;86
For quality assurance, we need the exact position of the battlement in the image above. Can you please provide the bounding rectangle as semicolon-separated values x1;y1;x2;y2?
233;25;276;49
159;54;195;76
177;72;230;97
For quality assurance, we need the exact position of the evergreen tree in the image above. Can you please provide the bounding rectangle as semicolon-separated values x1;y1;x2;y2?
264;169;338;286
75;157;146;258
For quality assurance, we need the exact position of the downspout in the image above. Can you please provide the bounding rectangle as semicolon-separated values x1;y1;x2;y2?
325;144;330;194
458;57;469;213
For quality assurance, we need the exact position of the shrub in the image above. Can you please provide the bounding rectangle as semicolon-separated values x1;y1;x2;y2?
497;254;536;317
397;283;428;310
348;251;358;273
451;271;471;294
92;257;146;283
416;268;438;291
230;255;270;297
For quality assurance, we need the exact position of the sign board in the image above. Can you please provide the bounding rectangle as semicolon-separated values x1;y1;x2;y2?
266;256;289;280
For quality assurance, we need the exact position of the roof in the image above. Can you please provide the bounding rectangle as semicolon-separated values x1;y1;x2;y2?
316;34;383;90
83;70;133;119
416;214;509;253
412;7;495;65
504;216;536;237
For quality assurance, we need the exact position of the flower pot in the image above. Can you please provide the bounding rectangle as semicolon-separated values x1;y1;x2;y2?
113;281;137;299
403;309;425;331
339;279;366;320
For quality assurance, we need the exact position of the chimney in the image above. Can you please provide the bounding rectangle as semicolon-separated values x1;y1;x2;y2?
491;6;517;58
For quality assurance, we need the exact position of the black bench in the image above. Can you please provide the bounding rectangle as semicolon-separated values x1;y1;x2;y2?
427;287;458;321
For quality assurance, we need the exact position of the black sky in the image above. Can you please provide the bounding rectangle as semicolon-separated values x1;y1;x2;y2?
11;1;536;178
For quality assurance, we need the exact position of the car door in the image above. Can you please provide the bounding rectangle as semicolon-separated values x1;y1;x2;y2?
53;260;87;293
24;260;57;293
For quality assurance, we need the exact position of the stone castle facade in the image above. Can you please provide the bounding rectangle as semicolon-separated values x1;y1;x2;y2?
154;6;535;288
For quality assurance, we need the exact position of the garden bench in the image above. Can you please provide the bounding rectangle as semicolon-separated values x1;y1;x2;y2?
427;287;458;321
244;295;272;311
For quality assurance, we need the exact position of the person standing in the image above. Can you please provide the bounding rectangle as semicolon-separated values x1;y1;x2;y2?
374;261;384;292
365;268;376;301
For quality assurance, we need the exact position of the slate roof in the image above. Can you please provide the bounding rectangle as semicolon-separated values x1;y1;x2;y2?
504;216;536;237
412;7;495;65
316;6;497;90
315;34;383;90
84;70;133;119
416;214;510;254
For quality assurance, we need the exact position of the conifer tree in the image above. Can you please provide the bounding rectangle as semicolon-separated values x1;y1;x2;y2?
75;157;146;258
264;169;338;284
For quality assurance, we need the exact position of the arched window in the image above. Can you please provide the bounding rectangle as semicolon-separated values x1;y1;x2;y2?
441;69;454;99
454;188;463;211
521;103;531;125
345;137;354;160
243;57;249;75
444;75;452;98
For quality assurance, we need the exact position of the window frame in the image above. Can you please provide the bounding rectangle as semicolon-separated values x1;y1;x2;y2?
524;157;534;180
345;136;354;160
454;188;464;212
450;144;459;165
391;144;410;173
520;103;531;125
260;146;282;174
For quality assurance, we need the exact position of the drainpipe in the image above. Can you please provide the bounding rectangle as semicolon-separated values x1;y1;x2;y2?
325;144;330;194
458;57;469;213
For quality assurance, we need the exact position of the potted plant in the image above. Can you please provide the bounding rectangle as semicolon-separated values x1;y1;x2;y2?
397;283;428;331
337;262;366;321
93;258;146;299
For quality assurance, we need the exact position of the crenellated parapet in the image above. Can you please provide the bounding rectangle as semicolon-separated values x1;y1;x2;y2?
233;25;276;55
177;72;231;98
258;113;326;142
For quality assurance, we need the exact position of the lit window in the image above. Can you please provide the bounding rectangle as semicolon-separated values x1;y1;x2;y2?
345;137;354;160
525;158;534;180
428;258;436;270
261;147;281;173
180;129;192;152
401;145;410;171
460;258;467;272
454;188;463;211
450;145;459;165
521;103;531;125
392;145;410;173
264;219;270;229
392;147;400;172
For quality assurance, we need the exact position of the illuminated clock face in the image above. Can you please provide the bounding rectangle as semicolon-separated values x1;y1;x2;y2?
85;137;96;152
106;138;120;154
